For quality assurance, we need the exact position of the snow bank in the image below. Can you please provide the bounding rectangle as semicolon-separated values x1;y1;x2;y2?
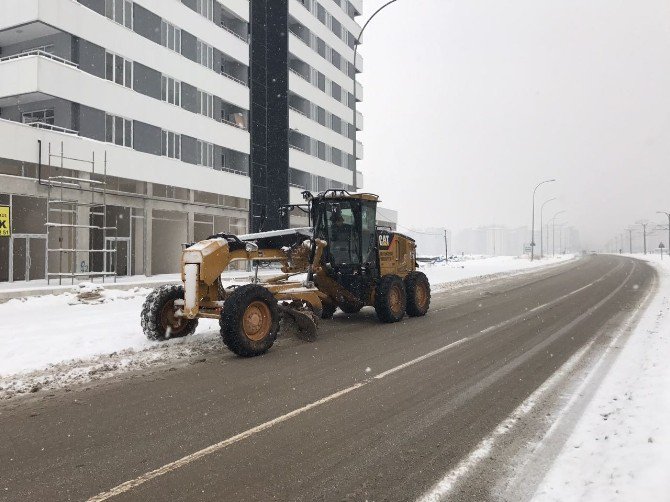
421;254;574;289
533;255;670;501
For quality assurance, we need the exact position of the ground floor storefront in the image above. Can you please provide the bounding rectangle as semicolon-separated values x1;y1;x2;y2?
0;172;248;283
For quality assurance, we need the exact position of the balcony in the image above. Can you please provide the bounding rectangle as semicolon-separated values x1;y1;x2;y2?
0;118;251;199
0;53;250;154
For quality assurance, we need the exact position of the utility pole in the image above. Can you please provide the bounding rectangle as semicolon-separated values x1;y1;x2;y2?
444;229;449;263
658;212;670;257
641;222;648;255
627;228;634;254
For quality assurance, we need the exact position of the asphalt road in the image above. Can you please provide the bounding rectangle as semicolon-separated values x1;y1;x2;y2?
0;255;655;502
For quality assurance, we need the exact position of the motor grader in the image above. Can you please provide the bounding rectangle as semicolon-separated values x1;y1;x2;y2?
141;190;431;357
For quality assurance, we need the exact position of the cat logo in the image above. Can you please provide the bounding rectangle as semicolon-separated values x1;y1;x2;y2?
378;232;391;248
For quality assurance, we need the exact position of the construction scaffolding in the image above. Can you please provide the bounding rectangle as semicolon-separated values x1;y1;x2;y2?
45;142;118;284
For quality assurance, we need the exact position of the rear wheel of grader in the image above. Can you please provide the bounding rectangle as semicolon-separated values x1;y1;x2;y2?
374;275;407;323
405;271;431;317
141;285;199;341
220;284;280;357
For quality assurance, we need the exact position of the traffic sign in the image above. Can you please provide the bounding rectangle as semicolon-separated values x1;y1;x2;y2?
0;205;10;237
661;242;666;249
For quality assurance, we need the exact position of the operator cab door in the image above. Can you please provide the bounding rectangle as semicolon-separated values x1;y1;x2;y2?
315;198;379;302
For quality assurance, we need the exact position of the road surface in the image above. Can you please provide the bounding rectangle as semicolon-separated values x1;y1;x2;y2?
0;255;655;501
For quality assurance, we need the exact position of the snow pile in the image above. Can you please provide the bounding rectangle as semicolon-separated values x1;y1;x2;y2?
533;255;670;501
421;254;574;290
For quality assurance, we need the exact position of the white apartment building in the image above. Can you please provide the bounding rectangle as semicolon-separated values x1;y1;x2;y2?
0;0;376;283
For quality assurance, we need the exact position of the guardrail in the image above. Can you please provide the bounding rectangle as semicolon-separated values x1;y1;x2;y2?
27;122;79;135
0;50;79;68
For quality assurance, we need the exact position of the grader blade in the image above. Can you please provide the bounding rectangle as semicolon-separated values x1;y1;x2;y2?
278;305;319;342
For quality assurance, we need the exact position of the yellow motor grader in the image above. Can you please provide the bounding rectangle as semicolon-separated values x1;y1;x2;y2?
141;190;431;357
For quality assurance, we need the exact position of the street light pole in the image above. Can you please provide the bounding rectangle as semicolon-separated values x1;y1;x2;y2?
352;0;399;192
626;228;634;254
530;179;556;261
549;210;566;257
539;197;556;259
641;222;649;255
658;212;670;256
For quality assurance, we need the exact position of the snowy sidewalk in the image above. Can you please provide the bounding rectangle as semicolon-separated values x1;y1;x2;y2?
533;255;670;501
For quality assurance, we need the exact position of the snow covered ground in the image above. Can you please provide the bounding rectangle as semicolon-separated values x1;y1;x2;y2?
533;254;670;501
0;254;573;399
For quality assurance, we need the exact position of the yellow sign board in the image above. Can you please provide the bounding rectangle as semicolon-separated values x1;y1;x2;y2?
0;206;10;237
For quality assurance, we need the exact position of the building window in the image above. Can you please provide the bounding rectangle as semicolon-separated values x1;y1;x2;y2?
196;0;214;21
197;140;214;167
161;21;182;53
22;109;54;125
198;90;214;118
161;75;181;106
105;0;133;29
105;52;133;88
197;40;214;69
161;130;181;159
105;114;133;147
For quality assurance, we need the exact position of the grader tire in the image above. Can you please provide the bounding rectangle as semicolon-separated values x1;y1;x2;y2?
320;302;337;320
374;275;407;323
141;285;198;341
220;284;279;357
339;302;363;314
405;271;431;317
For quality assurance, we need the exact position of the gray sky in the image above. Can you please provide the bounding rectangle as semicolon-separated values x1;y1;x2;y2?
358;0;670;248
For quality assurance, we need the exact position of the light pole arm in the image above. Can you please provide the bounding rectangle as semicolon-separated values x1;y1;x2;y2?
352;0;399;192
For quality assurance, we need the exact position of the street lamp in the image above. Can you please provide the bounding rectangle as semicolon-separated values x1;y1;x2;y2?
352;0;399;192
530;179;556;261
539;197;556;259
657;211;670;256
549;210;566;257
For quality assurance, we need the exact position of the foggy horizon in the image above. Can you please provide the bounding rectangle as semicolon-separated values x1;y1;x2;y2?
358;0;670;250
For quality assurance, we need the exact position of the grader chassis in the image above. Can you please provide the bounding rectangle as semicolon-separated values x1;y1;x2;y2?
141;190;431;357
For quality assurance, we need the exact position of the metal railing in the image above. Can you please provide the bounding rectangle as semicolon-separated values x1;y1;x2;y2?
288;105;309;117
219;166;249;176
220;70;248;86
0;50;79;68
220;22;249;43
27;122;79;135
288;67;311;83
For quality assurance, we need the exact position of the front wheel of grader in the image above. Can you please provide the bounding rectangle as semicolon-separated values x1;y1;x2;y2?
141;285;199;341
220;284;280;357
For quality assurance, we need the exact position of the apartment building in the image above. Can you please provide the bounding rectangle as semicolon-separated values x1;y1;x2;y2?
0;0;252;281
249;0;364;231
0;0;375;283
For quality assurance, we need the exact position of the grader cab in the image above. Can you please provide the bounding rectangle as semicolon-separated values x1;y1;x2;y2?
141;190;431;357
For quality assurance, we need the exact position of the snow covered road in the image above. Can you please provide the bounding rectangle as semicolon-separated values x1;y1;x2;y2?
0;254;573;397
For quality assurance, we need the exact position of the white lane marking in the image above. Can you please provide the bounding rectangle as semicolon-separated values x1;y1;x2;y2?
87;382;366;501
88;261;632;502
417;260;640;502
374;339;468;380
430;260;624;315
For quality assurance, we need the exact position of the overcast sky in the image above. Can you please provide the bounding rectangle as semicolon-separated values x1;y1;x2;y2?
357;0;670;248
